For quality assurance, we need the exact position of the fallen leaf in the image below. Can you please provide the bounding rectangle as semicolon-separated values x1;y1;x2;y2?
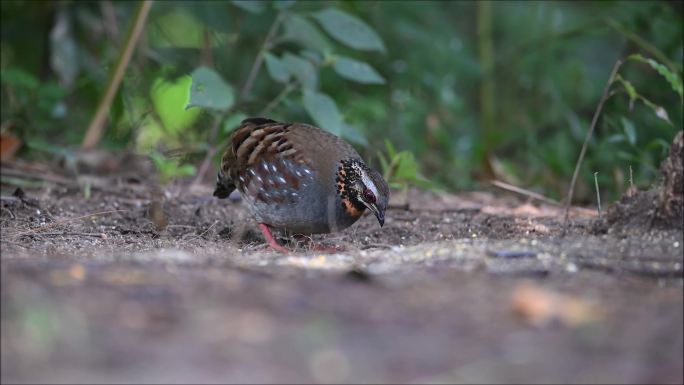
511;281;603;327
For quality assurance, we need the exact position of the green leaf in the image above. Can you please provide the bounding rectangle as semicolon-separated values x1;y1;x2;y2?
148;9;205;48
177;164;197;176
312;8;386;52
150;76;202;134
231;0;266;13
620;117;636;146
333;56;385;84
222;112;248;134
300;50;324;66
617;150;637;162
613;74;637;110
282;14;331;53
628;54;683;100
273;0;296;11
263;52;291;83
187;67;235;111
302;89;342;135
1;67;39;89
340;123;369;146
282;53;317;89
384;139;397;158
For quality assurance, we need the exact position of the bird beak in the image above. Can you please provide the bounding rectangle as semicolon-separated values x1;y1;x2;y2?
367;203;385;227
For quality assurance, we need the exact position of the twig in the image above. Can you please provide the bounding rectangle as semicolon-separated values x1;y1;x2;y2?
491;180;560;206
0;167;75;186
10;209;129;238
239;11;286;100
593;172;602;219
629;165;634;189
191;109;230;186
564;59;623;223
82;0;153;149
2;206;15;219
35;232;107;238
259;81;298;116
193;10;286;186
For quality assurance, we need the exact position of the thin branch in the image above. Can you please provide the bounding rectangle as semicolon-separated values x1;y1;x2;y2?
259;80;298;116
82;0;153;149
191;109;229;186
0;167;75;186
491;180;560;206
193;10;286;186
564;59;623;223
239;11;286;100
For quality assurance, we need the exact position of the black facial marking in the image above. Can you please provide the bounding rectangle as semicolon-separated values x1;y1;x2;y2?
337;159;367;212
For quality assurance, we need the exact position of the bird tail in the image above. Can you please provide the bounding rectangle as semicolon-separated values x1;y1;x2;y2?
213;169;235;199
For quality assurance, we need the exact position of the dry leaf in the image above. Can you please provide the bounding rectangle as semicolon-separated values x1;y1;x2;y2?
511;281;603;327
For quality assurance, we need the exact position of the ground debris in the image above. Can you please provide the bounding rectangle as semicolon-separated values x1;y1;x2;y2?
511;280;604;327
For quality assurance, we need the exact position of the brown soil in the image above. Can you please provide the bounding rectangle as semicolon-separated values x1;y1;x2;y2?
1;158;683;384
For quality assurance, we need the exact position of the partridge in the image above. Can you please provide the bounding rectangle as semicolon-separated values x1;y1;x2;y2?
214;117;389;252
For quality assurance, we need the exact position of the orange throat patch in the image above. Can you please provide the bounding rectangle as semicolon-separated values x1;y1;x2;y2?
341;198;364;218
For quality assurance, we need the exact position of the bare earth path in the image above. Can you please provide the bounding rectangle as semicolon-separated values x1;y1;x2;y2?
1;179;682;384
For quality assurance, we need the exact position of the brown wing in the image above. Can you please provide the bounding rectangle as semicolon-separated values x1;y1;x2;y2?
214;118;304;201
214;117;361;202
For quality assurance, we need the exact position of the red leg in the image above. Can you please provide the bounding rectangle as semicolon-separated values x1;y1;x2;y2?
258;223;290;253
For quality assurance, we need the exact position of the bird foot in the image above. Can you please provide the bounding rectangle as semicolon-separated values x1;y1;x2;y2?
258;223;290;253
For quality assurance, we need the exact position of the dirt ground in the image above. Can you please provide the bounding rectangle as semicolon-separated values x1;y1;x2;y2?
1;158;683;384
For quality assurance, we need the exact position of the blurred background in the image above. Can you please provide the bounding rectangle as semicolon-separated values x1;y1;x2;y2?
1;0;682;204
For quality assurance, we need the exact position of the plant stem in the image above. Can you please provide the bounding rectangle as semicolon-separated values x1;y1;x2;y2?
564;59;623;223
491;180;560;206
605;18;677;73
193;10;285;186
593;171;602;219
239;11;286;101
191;108;230;186
260;81;298;116
82;0;153;149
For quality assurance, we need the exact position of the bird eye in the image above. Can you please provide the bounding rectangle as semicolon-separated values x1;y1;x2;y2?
363;188;376;203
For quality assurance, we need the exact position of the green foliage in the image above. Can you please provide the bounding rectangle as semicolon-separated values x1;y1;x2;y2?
332;56;385;84
1;1;681;202
302;90;342;135
1;67;69;138
263;53;291;83
379;140;433;190
150;151;197;184
150;75;201;133
627;54;683;102
281;52;318;89
187;67;235;111
311;8;386;52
